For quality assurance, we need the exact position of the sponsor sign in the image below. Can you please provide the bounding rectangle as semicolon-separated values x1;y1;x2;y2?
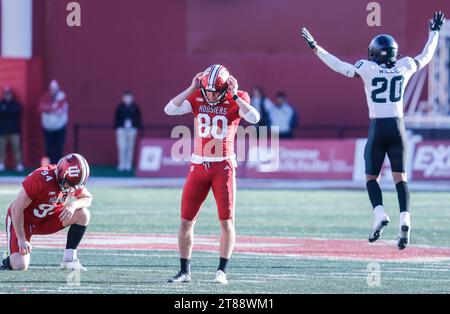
137;137;450;181
245;140;355;179
412;141;450;180
136;139;189;177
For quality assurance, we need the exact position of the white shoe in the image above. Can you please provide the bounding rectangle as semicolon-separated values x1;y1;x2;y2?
0;163;4;171
60;259;87;271
15;164;24;172
369;213;390;243
397;212;411;250
214;270;228;284
168;271;191;283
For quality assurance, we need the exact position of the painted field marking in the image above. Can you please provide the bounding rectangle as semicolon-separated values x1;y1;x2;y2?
1;232;450;262
0;189;18;196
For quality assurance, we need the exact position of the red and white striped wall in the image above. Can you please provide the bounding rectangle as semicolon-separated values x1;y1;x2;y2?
1;0;45;167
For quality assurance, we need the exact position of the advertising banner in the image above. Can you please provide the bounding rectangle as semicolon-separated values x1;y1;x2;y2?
137;137;450;181
244;140;355;179
136;139;189;177
412;141;450;180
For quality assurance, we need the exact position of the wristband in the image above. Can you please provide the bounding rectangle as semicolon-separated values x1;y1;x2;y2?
233;94;239;101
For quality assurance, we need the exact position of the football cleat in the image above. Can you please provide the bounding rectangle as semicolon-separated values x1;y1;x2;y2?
214;270;228;285
397;212;411;250
397;226;410;250
0;254;12;270
1;257;12;270
368;213;390;243
60;259;87;271
168;271;191;284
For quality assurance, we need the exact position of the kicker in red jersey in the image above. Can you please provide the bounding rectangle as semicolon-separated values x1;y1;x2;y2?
164;64;260;283
3;153;92;266
187;89;250;159
7;165;85;225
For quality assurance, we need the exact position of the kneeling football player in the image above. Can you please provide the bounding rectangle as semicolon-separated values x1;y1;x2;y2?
1;153;92;271
164;65;260;284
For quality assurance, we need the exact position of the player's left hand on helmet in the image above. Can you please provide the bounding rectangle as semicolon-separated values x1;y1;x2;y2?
228;75;239;96
59;204;77;222
429;11;445;31
301;27;317;49
190;72;203;90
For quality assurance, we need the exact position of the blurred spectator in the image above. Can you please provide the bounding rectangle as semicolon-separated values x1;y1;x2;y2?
267;92;298;139
0;87;24;172
114;90;142;171
250;86;272;130
39;80;69;164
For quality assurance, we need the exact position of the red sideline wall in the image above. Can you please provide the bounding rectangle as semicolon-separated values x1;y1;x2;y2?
0;58;44;167
32;0;450;166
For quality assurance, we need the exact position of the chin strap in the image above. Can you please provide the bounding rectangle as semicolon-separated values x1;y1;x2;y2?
201;87;227;105
59;178;76;194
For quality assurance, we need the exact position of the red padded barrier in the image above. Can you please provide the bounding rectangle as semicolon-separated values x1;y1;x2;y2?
0;58;44;168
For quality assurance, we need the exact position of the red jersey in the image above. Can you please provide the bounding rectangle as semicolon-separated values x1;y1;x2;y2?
186;89;250;161
39;91;68;113
9;165;85;225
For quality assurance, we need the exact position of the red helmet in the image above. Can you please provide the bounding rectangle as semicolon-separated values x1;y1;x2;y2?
200;65;230;105
55;153;90;194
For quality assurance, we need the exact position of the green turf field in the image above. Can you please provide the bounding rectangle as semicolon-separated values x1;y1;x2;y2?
1;185;450;294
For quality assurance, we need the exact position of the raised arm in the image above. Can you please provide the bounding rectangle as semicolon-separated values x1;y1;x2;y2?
414;11;445;71
301;28;359;78
164;73;202;116
228;76;260;124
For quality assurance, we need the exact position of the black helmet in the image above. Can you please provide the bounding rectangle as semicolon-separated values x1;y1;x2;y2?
368;34;398;67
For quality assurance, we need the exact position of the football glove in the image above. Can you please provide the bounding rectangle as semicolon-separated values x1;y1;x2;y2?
301;28;317;49
429;11;445;31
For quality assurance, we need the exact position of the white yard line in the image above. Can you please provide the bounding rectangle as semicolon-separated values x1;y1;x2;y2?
1;177;450;191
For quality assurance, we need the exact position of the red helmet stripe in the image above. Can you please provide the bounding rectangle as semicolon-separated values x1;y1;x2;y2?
207;65;221;91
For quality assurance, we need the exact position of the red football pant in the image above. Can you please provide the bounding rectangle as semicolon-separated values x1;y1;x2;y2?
181;159;236;221
5;210;65;254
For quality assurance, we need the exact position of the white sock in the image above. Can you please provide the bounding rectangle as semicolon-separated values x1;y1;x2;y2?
399;212;411;226
63;249;77;262
373;205;385;218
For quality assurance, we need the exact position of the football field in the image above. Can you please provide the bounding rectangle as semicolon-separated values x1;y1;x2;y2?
1;185;450;294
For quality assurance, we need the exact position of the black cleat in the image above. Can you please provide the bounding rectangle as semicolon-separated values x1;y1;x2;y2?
1;256;12;270
168;271;191;283
397;225;410;250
